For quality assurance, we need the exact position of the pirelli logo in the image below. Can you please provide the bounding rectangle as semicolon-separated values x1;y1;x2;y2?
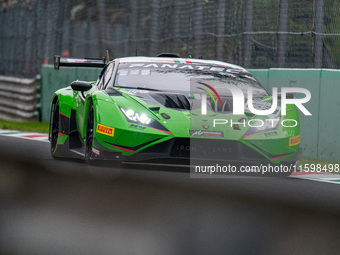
289;135;300;146
96;124;114;137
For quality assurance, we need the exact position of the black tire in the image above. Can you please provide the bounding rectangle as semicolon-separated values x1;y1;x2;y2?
84;102;123;168
85;102;95;162
50;101;59;159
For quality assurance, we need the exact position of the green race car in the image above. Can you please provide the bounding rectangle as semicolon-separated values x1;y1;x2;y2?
49;54;301;174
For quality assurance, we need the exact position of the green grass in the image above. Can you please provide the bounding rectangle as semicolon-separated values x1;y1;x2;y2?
0;120;49;133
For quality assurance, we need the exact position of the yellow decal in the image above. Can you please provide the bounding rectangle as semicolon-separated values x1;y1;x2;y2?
96;124;115;137
289;135;300;146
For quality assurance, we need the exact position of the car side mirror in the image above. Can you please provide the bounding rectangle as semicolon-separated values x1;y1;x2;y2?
71;81;92;92
286;93;294;99
277;92;294;99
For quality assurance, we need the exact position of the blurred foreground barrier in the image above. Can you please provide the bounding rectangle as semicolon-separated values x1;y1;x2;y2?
1;134;340;255
0;75;40;121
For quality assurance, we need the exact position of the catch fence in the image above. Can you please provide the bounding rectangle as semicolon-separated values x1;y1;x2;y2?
1;0;340;78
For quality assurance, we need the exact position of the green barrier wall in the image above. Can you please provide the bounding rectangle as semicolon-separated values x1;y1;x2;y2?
268;69;321;159
318;70;340;160
40;65;340;161
248;68;340;161
41;65;101;124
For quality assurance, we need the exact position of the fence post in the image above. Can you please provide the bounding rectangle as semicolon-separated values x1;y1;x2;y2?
128;0;138;56
216;0;226;61
243;0;253;67
277;0;288;67
313;0;324;68
97;0;107;55
150;0;160;56
193;0;203;58
172;1;181;55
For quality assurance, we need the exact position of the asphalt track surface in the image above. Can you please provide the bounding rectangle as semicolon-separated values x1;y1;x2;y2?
1;135;340;255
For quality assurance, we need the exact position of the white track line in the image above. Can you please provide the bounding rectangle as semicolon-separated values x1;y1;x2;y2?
0;129;49;142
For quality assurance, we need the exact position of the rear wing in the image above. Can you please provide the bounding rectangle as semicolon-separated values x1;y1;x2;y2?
54;51;111;70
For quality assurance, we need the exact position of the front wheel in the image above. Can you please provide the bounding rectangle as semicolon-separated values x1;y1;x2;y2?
84;102;123;168
50;101;59;159
85;103;95;162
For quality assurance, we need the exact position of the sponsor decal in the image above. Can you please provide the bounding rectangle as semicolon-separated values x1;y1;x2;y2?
190;130;224;137
289;135;300;146
264;131;278;136
128;62;245;74
96;124;115;137
92;147;100;156
161;113;171;119
129;124;146;130
233;124;240;130
126;89;138;94
175;144;232;153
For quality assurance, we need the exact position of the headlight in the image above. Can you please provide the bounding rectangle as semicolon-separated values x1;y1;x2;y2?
120;107;151;125
241;117;280;138
251;117;280;131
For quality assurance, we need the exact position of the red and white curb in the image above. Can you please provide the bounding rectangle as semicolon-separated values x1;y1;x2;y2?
0;129;49;142
290;171;340;185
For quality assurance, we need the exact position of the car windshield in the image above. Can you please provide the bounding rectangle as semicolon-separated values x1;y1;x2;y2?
113;62;268;97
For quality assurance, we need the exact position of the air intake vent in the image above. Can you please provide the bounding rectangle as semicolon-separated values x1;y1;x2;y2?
151;93;190;110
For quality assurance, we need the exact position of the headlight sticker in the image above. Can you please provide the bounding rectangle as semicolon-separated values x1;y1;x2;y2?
97;124;115;137
120;107;152;125
289;135;300;146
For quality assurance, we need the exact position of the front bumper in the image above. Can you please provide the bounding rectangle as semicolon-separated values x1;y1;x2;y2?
92;137;301;167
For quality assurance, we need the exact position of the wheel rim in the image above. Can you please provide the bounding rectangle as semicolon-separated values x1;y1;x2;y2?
51;102;59;153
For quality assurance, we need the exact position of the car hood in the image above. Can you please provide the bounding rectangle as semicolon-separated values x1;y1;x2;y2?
117;88;190;110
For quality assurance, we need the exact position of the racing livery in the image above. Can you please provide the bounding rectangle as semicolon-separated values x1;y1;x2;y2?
49;54;301;172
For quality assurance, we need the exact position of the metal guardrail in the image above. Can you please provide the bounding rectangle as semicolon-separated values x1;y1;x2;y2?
0;75;40;121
